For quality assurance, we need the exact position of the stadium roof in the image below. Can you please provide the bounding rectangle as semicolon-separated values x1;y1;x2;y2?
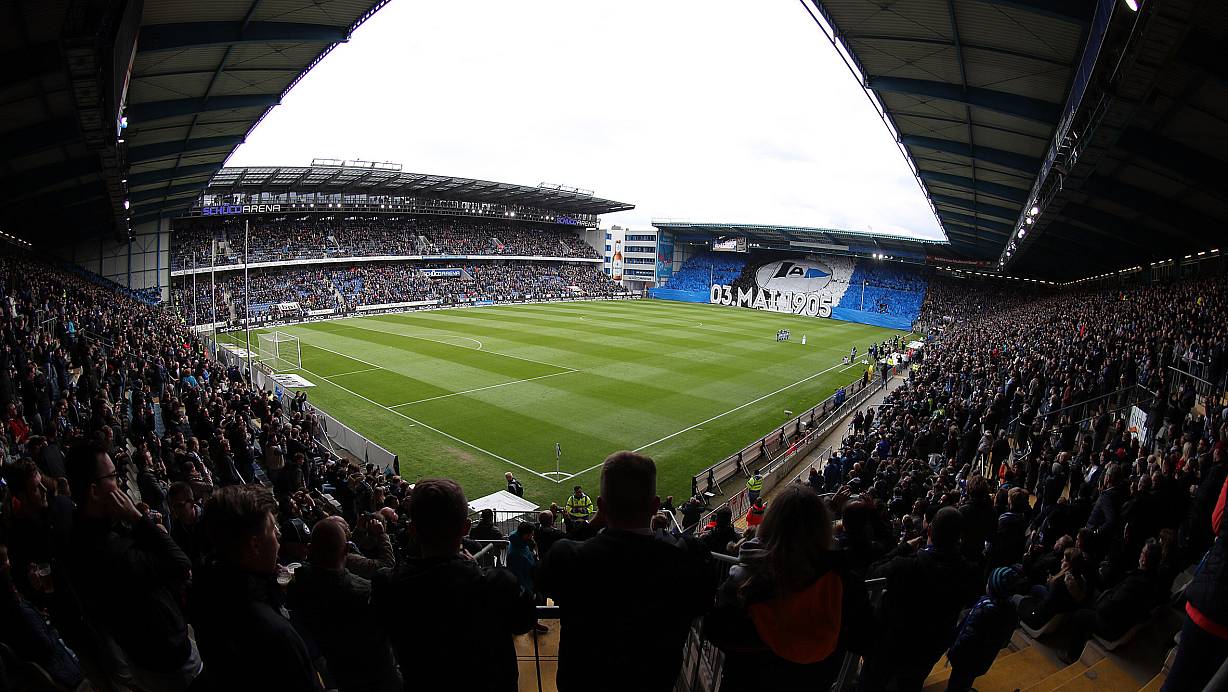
653;220;948;260
0;0;389;240
202;165;636;216
806;0;1228;281
805;0;1097;266
1006;0;1228;281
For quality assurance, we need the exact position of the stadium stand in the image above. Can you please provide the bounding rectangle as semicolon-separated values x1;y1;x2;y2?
662;252;749;292
170;217;600;270
836;262;929;320
172;261;624;324
2;244;1224;691
5;0;1228;688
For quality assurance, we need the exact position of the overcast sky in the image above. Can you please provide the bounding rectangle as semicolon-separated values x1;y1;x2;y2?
227;0;944;239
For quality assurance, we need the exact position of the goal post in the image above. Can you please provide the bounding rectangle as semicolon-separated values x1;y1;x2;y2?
257;331;302;373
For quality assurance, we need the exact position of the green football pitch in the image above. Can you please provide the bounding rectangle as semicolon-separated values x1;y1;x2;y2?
223;300;900;504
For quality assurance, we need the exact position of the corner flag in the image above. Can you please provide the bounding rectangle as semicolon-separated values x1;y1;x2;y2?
555;442;562;461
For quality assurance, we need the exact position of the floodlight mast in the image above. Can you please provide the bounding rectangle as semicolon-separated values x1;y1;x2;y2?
244;219;252;381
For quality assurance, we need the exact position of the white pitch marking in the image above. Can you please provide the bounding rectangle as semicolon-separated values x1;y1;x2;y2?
558;358;849;481
323;367;381;378
337;319;576;373
292;345;555;481
389;370;576;408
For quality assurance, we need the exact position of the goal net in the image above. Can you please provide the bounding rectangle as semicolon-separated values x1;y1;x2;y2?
257;331;302;373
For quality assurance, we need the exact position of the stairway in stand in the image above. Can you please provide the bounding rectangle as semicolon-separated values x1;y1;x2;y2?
924;645;1063;691
923;640;1167;692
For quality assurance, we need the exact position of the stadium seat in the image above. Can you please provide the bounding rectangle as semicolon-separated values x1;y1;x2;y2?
1022;613;1068;638
1093;621;1147;652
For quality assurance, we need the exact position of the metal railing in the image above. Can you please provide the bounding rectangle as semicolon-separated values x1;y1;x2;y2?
690;371;886;533
1005;383;1157;442
690;367;889;499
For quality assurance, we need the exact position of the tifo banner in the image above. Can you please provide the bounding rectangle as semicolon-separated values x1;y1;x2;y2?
710;256;853;318
706;253;925;329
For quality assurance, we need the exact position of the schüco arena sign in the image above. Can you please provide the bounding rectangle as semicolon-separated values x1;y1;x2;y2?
201;204;282;216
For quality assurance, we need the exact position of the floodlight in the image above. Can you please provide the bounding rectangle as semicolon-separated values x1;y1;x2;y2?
1123;0;1139;10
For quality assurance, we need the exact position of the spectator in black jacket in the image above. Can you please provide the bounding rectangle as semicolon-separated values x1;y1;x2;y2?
65;443;201;692
1164;473;1227;692
167;481;206;571
190;485;319;691
0;543;85;691
534;510;566;559
1018;546;1092;629
1063;540;1167;662
288;518;401;692
538;451;716;692
699;506;740;556
988;487;1030;568
859;507;980;690
372;478;535;692
957;475;996;564
1086;462;1127;542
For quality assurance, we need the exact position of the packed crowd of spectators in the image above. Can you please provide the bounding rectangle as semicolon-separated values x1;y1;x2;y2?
779;272;1228;689
172;260;625;322
843;262;929;318
3;246;1226;692
661;252;748;292
171;217;599;270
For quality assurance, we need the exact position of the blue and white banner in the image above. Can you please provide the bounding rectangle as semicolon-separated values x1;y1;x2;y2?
710;256;853;318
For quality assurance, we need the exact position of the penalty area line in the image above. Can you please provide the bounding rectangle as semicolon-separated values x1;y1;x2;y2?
322;367;381;378
389;370;576;408
294;341;558;482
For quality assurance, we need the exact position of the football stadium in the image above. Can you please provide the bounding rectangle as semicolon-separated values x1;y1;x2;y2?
1;1;1227;692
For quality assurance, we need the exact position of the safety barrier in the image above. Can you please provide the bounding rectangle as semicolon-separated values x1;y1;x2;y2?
690;374;872;499
690;353;910;501
692;374;881;531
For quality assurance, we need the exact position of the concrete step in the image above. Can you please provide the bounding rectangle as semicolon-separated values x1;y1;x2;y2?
1139;672;1165;692
1022;661;1091;692
973;646;1066;692
517;659;557;692
923;653;951;688
513;625;559;659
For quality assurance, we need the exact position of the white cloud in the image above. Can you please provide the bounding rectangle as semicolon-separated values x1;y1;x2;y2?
227;0;945;240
